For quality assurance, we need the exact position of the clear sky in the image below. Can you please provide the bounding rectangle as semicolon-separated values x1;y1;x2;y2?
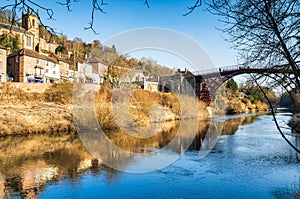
10;1;239;70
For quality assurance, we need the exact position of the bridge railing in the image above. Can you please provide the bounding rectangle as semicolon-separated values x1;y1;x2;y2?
193;64;243;75
193;64;276;75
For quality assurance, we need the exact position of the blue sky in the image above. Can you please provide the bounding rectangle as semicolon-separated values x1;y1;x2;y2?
14;1;238;70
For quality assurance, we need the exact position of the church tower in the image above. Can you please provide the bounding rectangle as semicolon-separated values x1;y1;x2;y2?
22;9;40;51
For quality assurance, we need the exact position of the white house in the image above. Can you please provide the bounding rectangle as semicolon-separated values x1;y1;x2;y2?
44;61;60;83
83;63;93;84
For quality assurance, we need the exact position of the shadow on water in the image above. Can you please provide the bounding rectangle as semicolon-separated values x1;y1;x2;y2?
0;113;299;198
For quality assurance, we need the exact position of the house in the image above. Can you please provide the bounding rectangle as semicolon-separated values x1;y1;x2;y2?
144;77;159;92
44;60;60;83
83;62;93;84
87;57;108;83
159;68;198;96
0;45;7;82
87;57;108;75
7;48;58;83
0;9;57;53
49;53;71;81
76;59;85;83
92;72;101;84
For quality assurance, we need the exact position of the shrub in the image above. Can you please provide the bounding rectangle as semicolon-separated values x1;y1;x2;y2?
44;82;73;104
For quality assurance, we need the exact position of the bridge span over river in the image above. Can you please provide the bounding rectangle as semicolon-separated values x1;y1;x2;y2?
158;64;295;103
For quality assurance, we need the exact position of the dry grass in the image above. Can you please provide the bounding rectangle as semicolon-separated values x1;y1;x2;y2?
0;82;209;136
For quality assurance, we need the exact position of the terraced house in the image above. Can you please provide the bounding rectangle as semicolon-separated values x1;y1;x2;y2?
1;9;107;84
7;49;59;83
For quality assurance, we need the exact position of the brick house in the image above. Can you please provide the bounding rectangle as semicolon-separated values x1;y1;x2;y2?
0;45;7;82
7;48;59;83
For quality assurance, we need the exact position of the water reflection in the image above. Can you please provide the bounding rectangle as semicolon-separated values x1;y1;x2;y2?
0;113;299;198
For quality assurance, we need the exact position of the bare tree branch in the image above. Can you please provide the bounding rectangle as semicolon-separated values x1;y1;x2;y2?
183;0;202;16
144;0;150;8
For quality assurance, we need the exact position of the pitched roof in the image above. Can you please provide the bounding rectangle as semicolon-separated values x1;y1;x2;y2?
0;22;34;36
8;48;58;63
49;53;70;64
87;57;107;65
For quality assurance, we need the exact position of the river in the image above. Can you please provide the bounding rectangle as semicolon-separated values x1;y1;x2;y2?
0;110;299;198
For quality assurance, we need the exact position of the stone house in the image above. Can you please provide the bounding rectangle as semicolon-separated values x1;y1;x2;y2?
159;69;199;96
0;9;57;53
0;45;7;82
7;48;59;83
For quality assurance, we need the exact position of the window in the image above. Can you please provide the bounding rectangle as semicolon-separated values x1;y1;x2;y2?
53;71;56;75
32;19;35;27
36;58;39;64
0;50;2;56
16;56;19;63
0;60;2;69
46;69;49;73
26;36;31;47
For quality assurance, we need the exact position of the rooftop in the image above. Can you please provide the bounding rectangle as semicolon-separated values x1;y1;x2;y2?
8;48;58;63
0;22;34;36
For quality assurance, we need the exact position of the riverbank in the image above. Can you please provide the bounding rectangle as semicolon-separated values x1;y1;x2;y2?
0;102;75;137
0;82;209;137
0;82;270;137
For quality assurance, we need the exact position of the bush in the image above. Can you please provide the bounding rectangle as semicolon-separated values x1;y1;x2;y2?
44;82;73;104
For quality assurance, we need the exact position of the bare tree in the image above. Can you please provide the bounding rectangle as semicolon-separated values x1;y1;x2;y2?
205;0;300;152
206;0;300;89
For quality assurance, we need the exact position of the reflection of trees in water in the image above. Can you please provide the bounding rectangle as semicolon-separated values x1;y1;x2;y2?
43;149;83;179
0;133;100;199
221;115;260;136
0;114;261;198
189;115;260;151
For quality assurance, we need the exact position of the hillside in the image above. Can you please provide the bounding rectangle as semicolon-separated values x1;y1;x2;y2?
216;79;278;114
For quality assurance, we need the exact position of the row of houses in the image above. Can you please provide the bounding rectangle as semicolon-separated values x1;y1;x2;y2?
0;9;108;84
0;45;108;84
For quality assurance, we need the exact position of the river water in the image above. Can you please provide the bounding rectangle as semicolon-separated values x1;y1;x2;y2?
0;111;299;198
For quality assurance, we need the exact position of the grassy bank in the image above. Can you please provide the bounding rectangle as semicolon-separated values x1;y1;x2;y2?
0;81;274;137
0;82;209;136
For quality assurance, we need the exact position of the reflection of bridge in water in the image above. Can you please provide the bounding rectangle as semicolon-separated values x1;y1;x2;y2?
159;65;295;104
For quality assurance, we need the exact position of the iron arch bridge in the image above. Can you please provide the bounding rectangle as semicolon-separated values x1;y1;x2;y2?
158;65;296;104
